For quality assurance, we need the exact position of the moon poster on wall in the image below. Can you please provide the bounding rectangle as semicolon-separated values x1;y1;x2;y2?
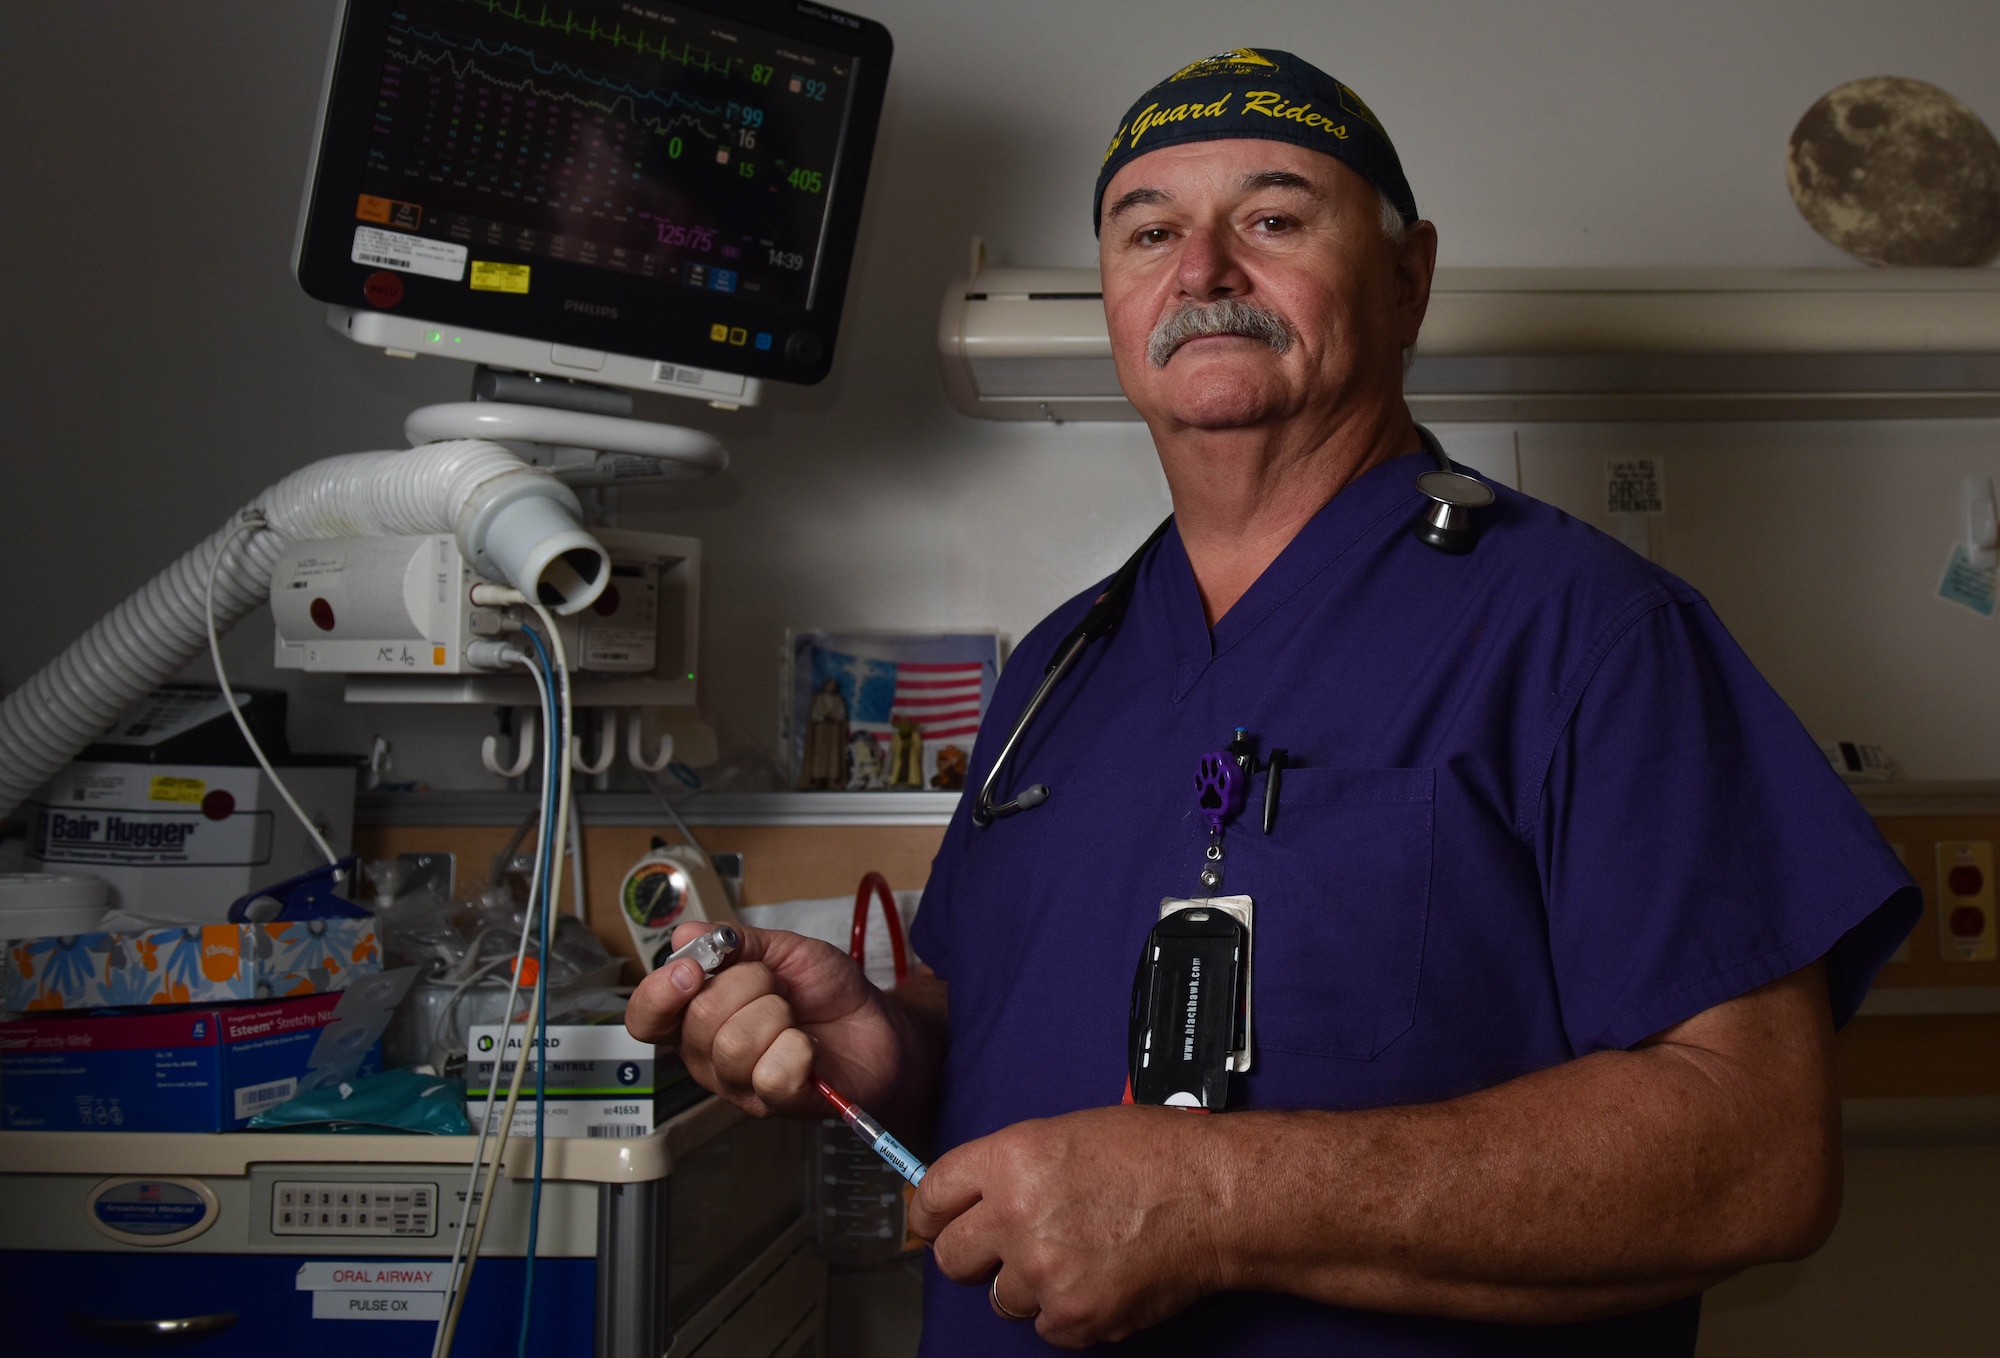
1787;76;2000;267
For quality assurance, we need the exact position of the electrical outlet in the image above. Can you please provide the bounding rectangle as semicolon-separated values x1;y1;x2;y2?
1935;841;1997;962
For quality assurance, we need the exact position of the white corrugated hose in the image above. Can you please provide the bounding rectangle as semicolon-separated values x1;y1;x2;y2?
0;440;604;818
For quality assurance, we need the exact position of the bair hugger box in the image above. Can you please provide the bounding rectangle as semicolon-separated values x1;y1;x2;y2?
23;685;356;923
466;1023;698;1138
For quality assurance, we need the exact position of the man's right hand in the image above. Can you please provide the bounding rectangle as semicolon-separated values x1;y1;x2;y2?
624;921;925;1120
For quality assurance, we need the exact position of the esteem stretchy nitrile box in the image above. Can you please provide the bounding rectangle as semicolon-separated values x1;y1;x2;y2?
0;993;376;1132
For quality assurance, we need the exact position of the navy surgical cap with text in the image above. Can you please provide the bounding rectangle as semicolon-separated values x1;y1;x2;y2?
1093;47;1418;234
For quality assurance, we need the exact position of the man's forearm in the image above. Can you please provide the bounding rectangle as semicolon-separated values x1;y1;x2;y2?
1203;966;1840;1323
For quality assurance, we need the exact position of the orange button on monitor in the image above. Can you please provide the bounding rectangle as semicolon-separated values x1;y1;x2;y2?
355;193;423;230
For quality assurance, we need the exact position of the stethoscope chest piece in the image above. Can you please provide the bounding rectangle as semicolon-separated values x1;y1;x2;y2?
1412;469;1495;555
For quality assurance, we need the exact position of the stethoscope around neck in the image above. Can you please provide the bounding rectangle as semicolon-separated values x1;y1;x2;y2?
970;426;1493;827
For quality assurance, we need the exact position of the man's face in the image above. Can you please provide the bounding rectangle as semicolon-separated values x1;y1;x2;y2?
1097;139;1434;435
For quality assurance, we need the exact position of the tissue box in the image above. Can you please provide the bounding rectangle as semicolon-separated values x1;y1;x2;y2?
3;918;379;1013
0;992;378;1132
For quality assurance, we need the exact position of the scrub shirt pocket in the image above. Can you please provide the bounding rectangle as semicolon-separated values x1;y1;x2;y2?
1255;766;1434;1061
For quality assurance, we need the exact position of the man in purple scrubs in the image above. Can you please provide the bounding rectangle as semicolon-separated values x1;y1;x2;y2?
629;48;1917;1354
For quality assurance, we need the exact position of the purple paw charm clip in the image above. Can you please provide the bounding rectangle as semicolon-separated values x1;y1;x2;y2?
1194;751;1248;833
1194;731;1257;892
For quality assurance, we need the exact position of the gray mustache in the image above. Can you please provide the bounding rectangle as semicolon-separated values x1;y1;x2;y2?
1147;298;1294;368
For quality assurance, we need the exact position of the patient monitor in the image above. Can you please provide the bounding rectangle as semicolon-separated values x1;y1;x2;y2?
295;0;894;408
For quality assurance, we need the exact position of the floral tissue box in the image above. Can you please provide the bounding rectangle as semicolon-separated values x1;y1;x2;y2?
3;919;379;1013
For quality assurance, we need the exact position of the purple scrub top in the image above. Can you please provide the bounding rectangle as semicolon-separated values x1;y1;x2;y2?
909;447;1918;1356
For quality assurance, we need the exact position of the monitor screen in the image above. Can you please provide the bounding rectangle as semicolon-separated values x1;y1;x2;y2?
296;0;892;394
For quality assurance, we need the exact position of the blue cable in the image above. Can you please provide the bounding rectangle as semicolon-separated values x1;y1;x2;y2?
515;625;559;1357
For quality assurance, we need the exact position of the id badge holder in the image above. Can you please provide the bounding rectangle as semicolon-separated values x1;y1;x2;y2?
1126;895;1253;1110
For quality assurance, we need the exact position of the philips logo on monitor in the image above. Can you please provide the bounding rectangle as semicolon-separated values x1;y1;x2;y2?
563;300;620;320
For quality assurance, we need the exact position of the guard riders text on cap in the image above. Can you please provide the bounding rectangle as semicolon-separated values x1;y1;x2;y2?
1093;48;1418;235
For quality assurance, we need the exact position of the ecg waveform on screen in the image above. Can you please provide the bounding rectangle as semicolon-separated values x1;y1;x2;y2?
362;1;846;309
446;0;750;68
388;25;731;142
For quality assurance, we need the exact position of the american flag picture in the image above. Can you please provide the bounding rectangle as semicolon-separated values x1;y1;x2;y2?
809;651;991;747
790;631;1002;787
893;666;987;743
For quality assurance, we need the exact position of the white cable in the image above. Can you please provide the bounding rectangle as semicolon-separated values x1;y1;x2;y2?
424;956;514;1076
435;979;545;1357
438;981;544;1353
528;604;578;934
433;644;552;1351
567;793;588;920
432;644;556;1358
444;926;514;985
204;514;339;866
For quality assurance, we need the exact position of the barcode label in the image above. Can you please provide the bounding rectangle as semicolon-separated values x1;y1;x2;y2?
350;226;466;282
234;1078;298;1119
585;1124;650;1139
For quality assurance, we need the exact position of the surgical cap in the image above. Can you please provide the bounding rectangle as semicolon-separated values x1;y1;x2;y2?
1093;48;1418;234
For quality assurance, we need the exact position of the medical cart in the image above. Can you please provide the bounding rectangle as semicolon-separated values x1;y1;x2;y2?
0;1098;820;1357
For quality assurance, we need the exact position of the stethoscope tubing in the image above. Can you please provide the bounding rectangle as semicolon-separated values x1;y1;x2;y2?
968;628;1089;825
970;428;1472;829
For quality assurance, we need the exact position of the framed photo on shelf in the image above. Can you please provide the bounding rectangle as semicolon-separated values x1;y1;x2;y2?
784;631;1002;792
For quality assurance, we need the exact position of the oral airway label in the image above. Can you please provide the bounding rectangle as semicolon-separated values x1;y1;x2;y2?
296;1261;445;1291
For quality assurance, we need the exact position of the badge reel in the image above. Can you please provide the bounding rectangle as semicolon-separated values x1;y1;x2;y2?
1128;735;1257;1111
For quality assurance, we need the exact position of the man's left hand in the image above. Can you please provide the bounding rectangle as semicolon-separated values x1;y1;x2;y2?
909;1104;1228;1348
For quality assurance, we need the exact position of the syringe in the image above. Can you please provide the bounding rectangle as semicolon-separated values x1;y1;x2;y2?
654;927;924;1186
815;1078;928;1186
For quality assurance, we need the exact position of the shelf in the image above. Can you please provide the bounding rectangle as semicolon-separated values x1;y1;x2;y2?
357;789;961;827
0;1094;742;1183
358;781;1993;829
1853;781;2000;817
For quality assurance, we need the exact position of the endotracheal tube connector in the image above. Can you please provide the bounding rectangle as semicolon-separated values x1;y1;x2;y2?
658;924;741;978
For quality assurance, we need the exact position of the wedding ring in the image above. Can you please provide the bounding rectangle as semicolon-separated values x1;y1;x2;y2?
989;1272;1038;1322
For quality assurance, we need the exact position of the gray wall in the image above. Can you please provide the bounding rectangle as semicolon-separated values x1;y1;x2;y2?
5;1;2000;783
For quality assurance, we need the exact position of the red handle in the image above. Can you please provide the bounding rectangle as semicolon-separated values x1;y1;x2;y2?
849;870;909;985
